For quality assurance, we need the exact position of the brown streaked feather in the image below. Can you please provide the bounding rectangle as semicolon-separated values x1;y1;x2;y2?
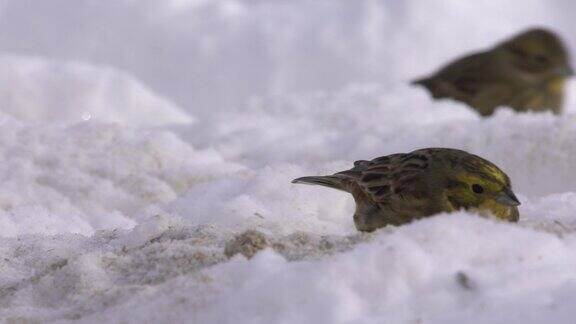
358;152;429;205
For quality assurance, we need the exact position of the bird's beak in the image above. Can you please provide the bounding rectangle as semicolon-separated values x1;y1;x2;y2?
555;65;574;77
496;188;521;207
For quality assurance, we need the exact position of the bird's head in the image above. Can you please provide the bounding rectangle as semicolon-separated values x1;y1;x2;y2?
497;28;573;80
442;153;520;221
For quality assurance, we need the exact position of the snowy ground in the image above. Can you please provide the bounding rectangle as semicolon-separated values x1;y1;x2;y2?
1;0;576;323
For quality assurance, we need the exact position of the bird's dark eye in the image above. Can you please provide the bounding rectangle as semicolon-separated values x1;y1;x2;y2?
533;54;550;64
472;184;484;194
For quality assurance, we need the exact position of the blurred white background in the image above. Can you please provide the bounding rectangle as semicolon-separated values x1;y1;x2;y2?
0;0;573;118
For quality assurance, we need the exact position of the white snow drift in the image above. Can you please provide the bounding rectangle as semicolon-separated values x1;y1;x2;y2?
0;55;193;126
0;115;241;237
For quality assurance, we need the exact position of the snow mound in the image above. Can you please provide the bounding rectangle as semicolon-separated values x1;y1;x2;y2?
0;55;194;127
167;163;355;236
0;117;242;237
2;214;576;324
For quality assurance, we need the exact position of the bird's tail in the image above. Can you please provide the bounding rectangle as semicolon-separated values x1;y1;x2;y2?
291;175;347;192
411;77;427;85
411;78;445;99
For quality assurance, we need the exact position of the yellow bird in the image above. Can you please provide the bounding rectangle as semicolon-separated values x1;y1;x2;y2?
292;148;520;232
413;28;573;115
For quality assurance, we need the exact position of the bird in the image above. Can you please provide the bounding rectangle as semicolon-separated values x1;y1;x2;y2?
292;148;520;232
413;28;573;116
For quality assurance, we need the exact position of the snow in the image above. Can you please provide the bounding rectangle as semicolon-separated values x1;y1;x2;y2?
0;0;576;323
0;55;193;126
0;117;241;237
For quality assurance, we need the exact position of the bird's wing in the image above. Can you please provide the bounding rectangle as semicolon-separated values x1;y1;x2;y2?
350;152;430;206
422;52;507;102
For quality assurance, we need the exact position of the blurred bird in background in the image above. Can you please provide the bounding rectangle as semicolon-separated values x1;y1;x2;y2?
413;28;573;115
292;148;520;232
